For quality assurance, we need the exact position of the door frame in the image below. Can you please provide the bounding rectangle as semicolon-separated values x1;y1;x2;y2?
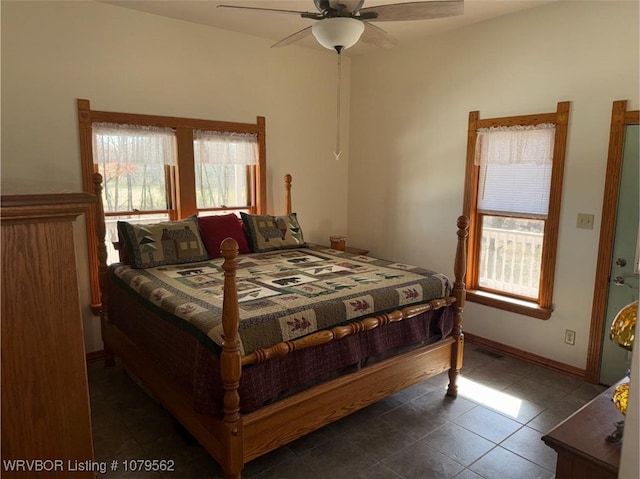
586;100;639;383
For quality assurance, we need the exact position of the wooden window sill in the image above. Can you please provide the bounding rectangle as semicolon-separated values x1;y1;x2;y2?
467;289;552;320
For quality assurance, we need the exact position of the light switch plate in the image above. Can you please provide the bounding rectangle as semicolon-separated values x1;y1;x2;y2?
577;213;594;230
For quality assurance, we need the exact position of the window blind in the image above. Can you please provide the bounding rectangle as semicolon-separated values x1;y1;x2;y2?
478;162;552;216
476;125;555;217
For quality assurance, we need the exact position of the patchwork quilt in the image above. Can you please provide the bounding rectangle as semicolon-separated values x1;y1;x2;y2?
112;245;451;355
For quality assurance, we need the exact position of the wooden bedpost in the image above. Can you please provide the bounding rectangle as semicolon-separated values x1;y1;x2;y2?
284;174;292;215
447;215;469;398
92;173;115;367
219;238;244;479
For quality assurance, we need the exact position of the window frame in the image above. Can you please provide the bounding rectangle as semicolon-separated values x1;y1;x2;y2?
92;124;178;219
462;102;570;319
78;99;266;312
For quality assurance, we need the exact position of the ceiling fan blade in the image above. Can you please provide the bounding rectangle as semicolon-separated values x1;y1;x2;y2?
359;22;397;49
217;4;322;20
271;26;314;48
359;0;464;22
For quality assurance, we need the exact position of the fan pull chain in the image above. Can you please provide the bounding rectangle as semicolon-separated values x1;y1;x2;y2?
334;52;342;161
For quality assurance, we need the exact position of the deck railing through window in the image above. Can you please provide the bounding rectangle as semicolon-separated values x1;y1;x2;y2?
479;227;544;298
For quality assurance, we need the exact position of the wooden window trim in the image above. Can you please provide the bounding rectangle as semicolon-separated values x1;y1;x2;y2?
77;99;267;312
462;102;570;319
585;101;640;382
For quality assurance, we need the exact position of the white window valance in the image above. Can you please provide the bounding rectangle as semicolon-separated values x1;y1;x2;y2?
92;123;177;165
193;130;258;166
474;123;555;166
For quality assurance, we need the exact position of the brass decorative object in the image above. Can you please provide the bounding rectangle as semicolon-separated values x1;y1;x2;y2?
612;381;629;415
606;300;637;444
607;380;630;443
610;300;637;350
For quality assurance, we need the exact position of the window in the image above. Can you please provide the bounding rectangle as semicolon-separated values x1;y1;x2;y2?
463;102;570;319
193;130;258;215
78;99;266;311
92;123;177;264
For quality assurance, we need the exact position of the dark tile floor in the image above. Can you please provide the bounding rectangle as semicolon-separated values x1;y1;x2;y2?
88;345;606;479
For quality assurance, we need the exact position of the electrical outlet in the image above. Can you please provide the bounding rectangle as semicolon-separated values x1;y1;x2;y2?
564;329;576;345
577;213;594;230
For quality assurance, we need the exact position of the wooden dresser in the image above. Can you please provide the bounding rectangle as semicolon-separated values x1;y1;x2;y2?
1;194;95;478
542;381;623;479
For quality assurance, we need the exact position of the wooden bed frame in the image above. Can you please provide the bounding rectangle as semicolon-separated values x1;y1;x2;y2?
93;172;469;479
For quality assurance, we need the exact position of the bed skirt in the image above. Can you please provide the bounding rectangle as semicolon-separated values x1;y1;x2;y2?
108;274;454;415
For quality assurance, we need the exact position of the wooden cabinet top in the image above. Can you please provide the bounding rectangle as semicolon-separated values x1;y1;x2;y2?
1;193;94;222
542;381;624;475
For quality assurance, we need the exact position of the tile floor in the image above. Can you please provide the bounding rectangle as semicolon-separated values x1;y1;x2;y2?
88;345;607;479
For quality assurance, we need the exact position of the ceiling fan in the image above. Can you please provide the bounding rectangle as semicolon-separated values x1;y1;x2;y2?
218;1;464;53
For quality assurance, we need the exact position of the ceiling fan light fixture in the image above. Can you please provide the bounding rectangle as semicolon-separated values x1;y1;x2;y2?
311;17;365;52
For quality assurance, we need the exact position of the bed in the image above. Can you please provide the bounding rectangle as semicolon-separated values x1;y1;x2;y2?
92;173;469;479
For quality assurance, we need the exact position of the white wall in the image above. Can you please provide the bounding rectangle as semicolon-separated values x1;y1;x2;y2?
348;0;639;370
1;0;350;353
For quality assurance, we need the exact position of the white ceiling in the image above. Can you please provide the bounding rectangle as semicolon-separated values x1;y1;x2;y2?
100;0;556;55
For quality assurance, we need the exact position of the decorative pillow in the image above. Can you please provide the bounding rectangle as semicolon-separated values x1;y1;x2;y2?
241;212;306;253
198;214;250;259
117;216;209;269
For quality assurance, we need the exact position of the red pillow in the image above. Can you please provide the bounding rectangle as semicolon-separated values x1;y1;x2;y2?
198;214;251;258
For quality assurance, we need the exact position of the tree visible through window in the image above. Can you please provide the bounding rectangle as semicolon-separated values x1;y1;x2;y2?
193;130;258;214
463;102;570;319
78;99;266;311
93;124;176;213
